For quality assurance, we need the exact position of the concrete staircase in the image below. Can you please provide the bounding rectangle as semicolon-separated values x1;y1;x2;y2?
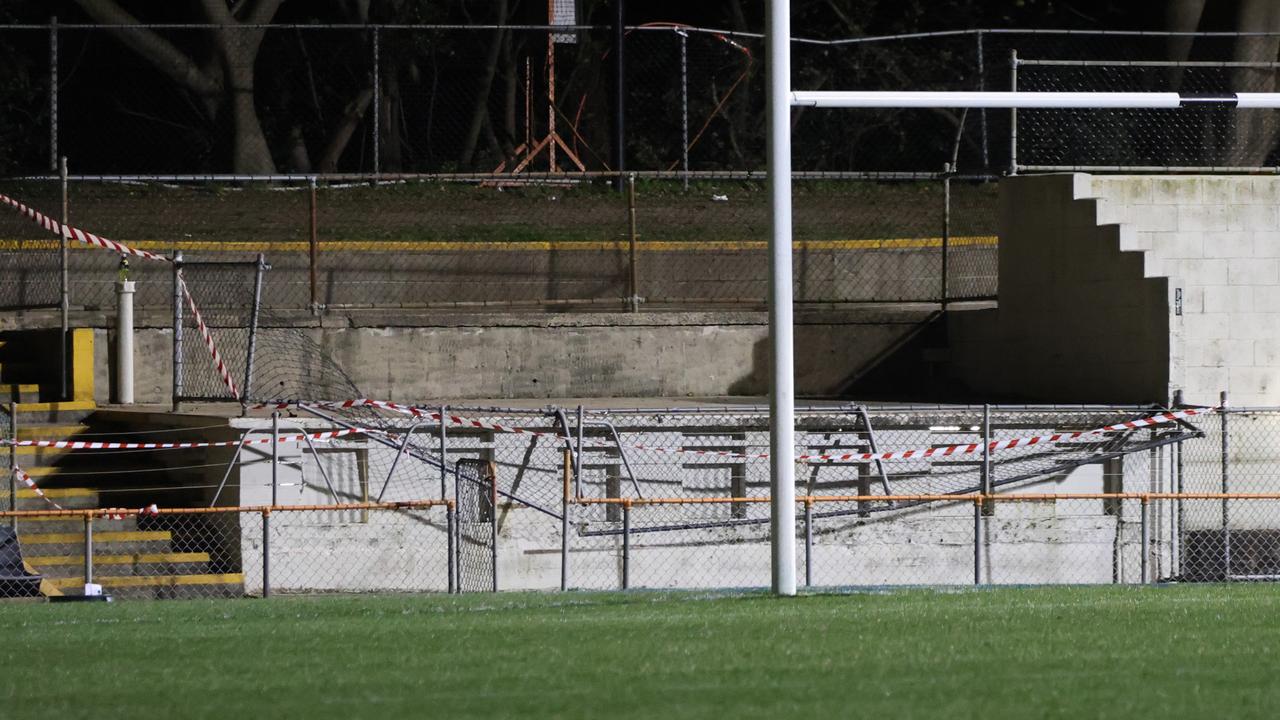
3;328;243;599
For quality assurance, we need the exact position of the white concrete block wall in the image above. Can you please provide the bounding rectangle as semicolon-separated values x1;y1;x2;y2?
952;173;1280;407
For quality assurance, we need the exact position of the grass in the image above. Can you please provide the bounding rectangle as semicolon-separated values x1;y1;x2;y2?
4;585;1278;719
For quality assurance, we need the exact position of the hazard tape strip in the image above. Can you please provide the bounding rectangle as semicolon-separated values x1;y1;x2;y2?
1;427;366;451
290;400;1212;464
0;192;170;262
177;273;240;399
11;465;63;510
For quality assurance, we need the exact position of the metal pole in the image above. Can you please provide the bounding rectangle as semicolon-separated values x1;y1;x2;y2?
981;404;993;511
1221;390;1230;579
59;156;69;401
8;403;16;531
271;411;279;506
976;30;988;170
613;0;626;184
767;0;797;598
372;26;381;181
446;502;456;594
210;430;251;507
804;499;813;588
242;254;266;408
1009;50;1018;175
561;447;571;591
309;177;319;313
622;500;631;590
489;462;498;592
628;173;639;312
172;251;184;411
49;17;58;172
941;169;951;309
680;29;689;190
261;510;271;598
83;514;93;588
973;498;982;585
574;405;585;500
439;405;449;499
1140;496;1151;585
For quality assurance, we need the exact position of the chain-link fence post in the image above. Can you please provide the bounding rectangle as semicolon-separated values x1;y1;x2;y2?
1009;49;1019;175
372;25;381;182
439;405;449;499
1140;495;1151;584
48;17;58;171
973;495;984;585
628;173;639;312
59;156;69;401
271;410;279;506
171;250;184;411
622;499;631;590
976;29;988;169
82;514;93;589
262;508;271;598
7;403;15;531
941;169;951;308
446;500;455;594
309;177;319;313
1220;391;1231;579
803;497;813;587
241;253;267;411
561;447;571;592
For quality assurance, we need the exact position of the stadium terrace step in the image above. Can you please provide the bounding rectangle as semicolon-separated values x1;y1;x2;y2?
13;401;97;424
15;423;89;440
14;487;98;510
27;553;214;579
13;515;137;534
18;530;173;549
46;573;245;599
2;384;39;403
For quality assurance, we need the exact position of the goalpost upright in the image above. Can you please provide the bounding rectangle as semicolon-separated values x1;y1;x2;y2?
765;0;1280;596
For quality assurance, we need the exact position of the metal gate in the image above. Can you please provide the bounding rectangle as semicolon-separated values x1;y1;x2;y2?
172;252;268;408
456;459;498;592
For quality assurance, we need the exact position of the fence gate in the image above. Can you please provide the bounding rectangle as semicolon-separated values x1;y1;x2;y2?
172;253;268;407
456;459;498;592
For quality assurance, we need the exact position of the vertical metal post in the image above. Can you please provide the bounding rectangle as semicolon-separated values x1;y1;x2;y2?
308;177;319;312
172;251;184;411
574;405;585;499
561;447;571;591
803;499;813;588
1009;50;1019;175
372;26;381;181
489;463;498;593
1140;496;1151;585
49;17;58;172
271;410;280;506
680;29;689;190
446;502;456;594
973;497;982;585
941;169;951;309
976;30;988;170
767;0;798;598
439;405;449;499
627;174;639;312
981;404;993;504
613;0;626;184
261;510;271;598
242;254;266;409
83;514;93;588
622;500;631;590
59;156;69;401
7;403;15;531
1220;391;1230;579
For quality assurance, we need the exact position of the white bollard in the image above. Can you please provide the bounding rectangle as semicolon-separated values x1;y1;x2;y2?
116;279;135;405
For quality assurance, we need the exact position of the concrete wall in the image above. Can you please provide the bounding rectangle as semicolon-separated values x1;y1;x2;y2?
92;308;934;403
951;174;1280;407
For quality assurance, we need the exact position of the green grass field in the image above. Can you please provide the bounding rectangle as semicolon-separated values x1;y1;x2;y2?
4;586;1278;719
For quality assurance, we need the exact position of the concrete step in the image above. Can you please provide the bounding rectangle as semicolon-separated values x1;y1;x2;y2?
15;423;88;441
14;487;98;510
28;553;214;579
1;384;40;403
14;401;97;424
13;515;136;533
47;573;245;599
18;530;173;553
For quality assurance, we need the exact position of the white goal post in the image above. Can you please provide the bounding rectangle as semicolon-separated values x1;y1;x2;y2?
765;1;1280;597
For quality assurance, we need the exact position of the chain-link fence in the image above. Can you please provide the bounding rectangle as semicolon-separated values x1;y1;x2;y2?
10;403;1280;597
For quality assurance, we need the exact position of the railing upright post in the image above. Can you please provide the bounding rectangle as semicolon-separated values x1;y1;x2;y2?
447;501;455;594
1140;495;1151;585
271;410;280;506
59;156;69;401
628;173;639;312
561;447;571;592
804;498;813;588
262;509;271;598
309;176;319;313
973;496;983;586
622;500;631;590
941;168;951;309
1009;49;1019;175
49;17;58;171
83;513;93;589
7;403;15;531
1221;390;1231;579
172;250;184;411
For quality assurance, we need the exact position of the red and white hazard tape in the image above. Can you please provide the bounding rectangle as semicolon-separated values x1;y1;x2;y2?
11;465;63;510
103;505;159;521
0;192;170;262
1;427;366;451
177;273;240;399
294;400;1211;464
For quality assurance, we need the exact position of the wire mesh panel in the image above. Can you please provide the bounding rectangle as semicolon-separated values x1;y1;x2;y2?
456;459;497;593
175;259;265;403
0;180;61;310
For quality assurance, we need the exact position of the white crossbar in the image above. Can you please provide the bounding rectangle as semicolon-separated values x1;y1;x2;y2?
790;90;1280;109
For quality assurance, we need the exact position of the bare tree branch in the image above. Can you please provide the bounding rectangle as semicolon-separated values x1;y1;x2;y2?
71;0;220;98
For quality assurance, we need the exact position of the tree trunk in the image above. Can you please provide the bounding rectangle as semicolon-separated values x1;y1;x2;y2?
226;61;276;174
458;0;509;168
318;87;375;173
380;63;404;172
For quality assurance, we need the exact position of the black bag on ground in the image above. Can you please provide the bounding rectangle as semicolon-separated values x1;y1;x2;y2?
0;526;42;598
